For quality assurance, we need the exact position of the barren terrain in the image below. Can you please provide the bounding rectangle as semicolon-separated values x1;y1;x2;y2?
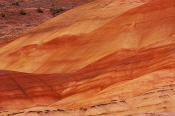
0;0;175;116
0;0;93;43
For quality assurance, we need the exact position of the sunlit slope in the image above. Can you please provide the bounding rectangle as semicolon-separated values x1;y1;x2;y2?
0;0;175;74
0;0;175;115
0;0;146;73
55;43;175;108
1;42;175;115
0;0;145;54
53;69;175;116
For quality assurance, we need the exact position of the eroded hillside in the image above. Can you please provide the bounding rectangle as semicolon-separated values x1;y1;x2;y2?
0;0;175;116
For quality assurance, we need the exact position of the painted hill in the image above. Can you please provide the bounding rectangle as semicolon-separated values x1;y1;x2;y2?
0;0;175;116
0;0;148;73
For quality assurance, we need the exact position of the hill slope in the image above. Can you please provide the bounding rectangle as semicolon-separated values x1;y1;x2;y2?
0;0;149;73
0;0;175;116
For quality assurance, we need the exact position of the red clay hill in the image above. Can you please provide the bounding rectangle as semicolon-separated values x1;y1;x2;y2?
0;0;175;115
